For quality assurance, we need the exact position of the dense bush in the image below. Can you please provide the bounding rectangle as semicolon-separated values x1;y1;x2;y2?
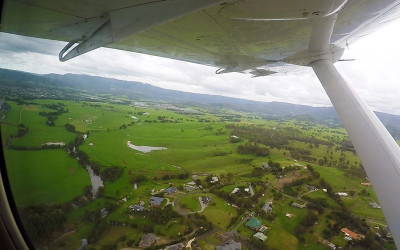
20;203;67;243
65;123;76;132
237;143;270;156
101;166;123;182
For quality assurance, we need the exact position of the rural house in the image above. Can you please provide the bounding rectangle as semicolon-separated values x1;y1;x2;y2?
258;225;269;233
216;239;241;250
291;202;305;208
165;187;177;195
253;232;267;241
231;187;240;194
262;202;272;213
150;196;164;207
165;242;185;250
201;196;212;204
305;184;318;191
129;205;144;212
184;183;197;191
341;228;365;240
369;202;381;208
211;176;219;183
245;217;262;231
261;163;270;170
140;233;159;248
100;208;108;218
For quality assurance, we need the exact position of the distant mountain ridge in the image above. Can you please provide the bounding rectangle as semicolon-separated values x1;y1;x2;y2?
1;68;400;138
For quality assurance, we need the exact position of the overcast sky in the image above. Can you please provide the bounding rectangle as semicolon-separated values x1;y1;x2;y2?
1;19;400;115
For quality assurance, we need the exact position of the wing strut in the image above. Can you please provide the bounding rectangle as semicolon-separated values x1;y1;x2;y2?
312;59;400;247
293;13;400;245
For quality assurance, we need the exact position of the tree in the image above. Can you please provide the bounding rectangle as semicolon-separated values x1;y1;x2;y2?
101;166;123;182
227;172;234;182
65;123;76;132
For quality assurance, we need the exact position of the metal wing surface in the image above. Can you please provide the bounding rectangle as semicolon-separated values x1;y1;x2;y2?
1;0;400;72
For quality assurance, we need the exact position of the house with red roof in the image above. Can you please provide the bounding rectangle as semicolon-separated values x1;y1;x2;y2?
341;228;365;240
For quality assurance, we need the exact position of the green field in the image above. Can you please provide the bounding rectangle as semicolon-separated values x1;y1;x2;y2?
2;102;76;147
202;194;238;230
177;194;202;211
5;149;90;206
0;97;394;249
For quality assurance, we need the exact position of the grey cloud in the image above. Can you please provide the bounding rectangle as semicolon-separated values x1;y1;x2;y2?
0;33;63;56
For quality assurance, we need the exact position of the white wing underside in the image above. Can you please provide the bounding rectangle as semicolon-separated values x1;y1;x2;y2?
2;0;400;74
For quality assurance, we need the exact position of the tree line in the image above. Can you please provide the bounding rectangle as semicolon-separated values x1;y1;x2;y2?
20;203;69;243
237;143;270;157
39;103;68;126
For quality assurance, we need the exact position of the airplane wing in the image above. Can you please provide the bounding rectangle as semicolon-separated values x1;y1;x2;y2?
1;0;399;73
1;0;400;248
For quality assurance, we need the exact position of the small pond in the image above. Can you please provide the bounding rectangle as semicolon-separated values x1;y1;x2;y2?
127;141;167;153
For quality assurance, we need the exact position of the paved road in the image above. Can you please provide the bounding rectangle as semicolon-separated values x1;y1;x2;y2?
367;218;387;227
186;237;196;249
173;191;203;216
298;189;318;198
229;215;251;234
193;197;207;213
353;214;387;227
248;184;254;197
266;178;277;187
173;193;191;215
52;230;76;244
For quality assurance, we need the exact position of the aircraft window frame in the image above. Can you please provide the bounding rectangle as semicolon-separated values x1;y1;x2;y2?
0;131;33;249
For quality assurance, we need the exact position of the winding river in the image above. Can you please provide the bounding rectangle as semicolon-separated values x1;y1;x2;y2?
86;165;104;198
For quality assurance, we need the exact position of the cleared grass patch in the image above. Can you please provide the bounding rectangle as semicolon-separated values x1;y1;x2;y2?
3;101;76;147
178;194;201;212
266;227;298;249
202;194;238;230
5;149;90;206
